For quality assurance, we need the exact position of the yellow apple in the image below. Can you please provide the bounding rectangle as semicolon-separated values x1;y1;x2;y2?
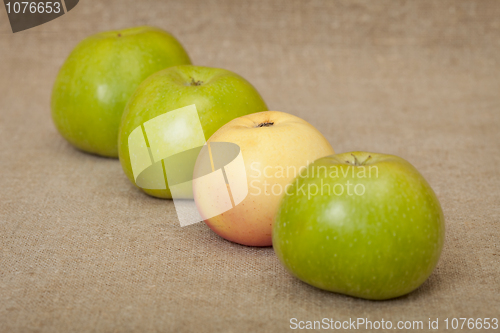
194;111;335;246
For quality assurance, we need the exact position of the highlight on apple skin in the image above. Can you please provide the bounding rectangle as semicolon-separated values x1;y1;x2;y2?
194;111;335;247
51;26;192;157
118;65;268;199
272;151;445;300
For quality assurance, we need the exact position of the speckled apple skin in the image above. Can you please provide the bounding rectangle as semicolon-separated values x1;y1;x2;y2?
196;111;335;247
273;152;445;300
119;65;268;199
52;26;191;157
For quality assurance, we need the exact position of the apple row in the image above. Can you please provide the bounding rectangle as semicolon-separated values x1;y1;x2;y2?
51;26;445;300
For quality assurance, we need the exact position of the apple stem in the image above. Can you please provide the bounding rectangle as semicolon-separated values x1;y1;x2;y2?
190;77;203;86
352;154;361;166
256;122;274;127
346;154;372;166
362;155;372;165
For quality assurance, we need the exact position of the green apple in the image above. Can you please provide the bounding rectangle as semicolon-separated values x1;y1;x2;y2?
273;151;445;300
118;65;268;199
51;26;191;157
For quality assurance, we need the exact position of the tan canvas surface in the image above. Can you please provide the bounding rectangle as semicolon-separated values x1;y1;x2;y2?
0;0;499;332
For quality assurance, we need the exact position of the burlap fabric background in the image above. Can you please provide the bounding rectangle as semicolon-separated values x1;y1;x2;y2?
1;1;499;332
